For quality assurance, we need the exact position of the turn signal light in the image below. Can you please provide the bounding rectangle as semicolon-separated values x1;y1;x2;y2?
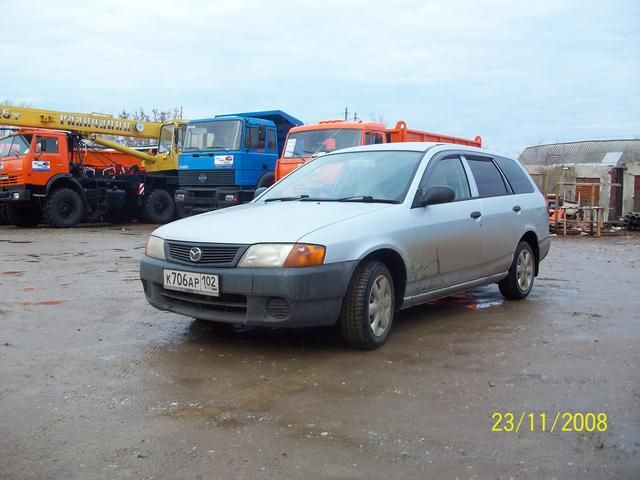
284;244;326;267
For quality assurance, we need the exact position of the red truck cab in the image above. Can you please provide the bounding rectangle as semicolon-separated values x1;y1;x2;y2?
274;120;482;181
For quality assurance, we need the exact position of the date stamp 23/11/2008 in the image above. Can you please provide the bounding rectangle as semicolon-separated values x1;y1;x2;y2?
492;412;608;433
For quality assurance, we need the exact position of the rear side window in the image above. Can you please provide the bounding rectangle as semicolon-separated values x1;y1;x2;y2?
466;157;508;197
266;129;276;151
494;157;535;193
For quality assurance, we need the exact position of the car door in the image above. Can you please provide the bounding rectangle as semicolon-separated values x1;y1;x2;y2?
409;153;484;296
463;154;519;276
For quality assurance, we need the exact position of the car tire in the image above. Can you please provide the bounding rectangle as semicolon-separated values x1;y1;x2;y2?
143;189;175;224
339;260;395;349
7;203;42;228
43;188;84;228
498;240;535;300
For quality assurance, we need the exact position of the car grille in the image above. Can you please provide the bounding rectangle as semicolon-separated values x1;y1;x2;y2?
178;170;235;186
158;286;247;313
167;241;246;266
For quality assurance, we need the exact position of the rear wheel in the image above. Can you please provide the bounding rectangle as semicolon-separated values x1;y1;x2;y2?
256;172;275;189
43;188;84;227
7;203;42;227
498;241;535;300
339;261;395;349
142;189;175;224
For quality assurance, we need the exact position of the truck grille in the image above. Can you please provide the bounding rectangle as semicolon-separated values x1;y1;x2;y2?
0;175;18;186
178;170;235;186
167;241;246;266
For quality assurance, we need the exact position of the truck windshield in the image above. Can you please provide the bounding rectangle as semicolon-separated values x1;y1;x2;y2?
0;134;32;158
283;129;362;158
183;120;242;151
261;150;424;203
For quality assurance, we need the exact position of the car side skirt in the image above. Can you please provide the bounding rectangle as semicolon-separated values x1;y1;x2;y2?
400;272;507;310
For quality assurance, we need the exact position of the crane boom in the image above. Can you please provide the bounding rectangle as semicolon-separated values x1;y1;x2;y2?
0;104;161;139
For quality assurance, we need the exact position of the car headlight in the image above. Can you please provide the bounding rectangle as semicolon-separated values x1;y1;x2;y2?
238;243;325;268
145;235;166;260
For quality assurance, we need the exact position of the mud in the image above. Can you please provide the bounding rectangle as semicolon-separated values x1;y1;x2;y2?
1;225;639;479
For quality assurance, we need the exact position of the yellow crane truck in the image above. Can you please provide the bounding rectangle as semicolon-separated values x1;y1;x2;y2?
0;105;186;227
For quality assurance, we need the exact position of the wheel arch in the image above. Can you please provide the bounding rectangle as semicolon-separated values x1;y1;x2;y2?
45;175;87;204
519;230;540;276
360;248;408;308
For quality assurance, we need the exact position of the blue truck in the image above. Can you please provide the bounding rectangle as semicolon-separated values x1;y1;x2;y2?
175;111;302;215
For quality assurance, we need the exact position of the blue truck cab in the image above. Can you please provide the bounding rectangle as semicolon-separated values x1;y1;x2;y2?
175;111;302;215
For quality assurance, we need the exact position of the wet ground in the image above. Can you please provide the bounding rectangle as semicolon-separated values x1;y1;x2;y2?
0;225;639;479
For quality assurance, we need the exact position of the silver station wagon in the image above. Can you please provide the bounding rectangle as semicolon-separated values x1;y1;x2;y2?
140;143;550;349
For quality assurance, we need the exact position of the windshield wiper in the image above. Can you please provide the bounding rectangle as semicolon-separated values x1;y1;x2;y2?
264;194;310;202
337;196;400;204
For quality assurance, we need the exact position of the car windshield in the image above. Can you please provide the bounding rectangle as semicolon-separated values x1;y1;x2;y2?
283;128;362;158
183;120;242;151
0;134;32;158
261;150;424;203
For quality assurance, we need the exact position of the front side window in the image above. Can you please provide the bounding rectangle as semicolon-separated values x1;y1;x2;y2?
183;120;242;151
246;126;265;149
466;157;508;197
365;132;384;145
283;129;362;158
158;124;174;153
422;156;471;201
37;137;59;154
262;150;424;203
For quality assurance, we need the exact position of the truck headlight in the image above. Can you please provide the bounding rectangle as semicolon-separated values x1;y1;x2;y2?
238;243;325;268
145;235;166;260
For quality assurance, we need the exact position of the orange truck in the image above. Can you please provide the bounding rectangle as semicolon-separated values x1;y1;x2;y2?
275;120;482;181
0;128;145;226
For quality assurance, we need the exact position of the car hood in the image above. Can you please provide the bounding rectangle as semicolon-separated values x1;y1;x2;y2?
153;201;395;244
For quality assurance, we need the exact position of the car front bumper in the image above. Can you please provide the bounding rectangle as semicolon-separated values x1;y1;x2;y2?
140;256;358;327
0;188;32;203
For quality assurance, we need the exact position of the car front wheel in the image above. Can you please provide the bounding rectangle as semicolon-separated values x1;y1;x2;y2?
339;260;395;349
499;240;535;300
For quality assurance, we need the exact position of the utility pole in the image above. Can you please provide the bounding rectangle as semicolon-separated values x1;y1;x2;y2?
344;107;348;121
353;112;358;121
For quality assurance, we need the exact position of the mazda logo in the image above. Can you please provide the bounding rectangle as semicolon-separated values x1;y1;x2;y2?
189;247;202;262
198;173;208;183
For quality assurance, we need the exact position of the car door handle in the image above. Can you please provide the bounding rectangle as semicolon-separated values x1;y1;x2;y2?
513;205;521;212
470;211;482;219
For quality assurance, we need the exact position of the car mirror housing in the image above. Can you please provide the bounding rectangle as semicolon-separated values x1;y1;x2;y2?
424;186;455;206
412;186;455;208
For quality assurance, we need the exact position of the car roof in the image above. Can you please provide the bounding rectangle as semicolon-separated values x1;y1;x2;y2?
334;142;483;154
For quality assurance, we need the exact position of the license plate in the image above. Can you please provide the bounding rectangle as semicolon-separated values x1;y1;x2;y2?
163;269;219;297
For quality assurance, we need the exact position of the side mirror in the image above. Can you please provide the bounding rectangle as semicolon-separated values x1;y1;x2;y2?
412;186;455;208
258;125;266;141
253;187;268;199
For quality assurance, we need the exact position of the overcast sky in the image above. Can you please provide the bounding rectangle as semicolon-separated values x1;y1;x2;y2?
1;0;638;155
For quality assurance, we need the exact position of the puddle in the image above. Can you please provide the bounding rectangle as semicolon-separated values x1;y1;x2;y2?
165;405;226;418
427;288;505;311
17;300;64;306
2;271;25;276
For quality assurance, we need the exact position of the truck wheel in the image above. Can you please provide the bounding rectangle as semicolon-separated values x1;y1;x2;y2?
7;204;42;228
0;205;9;225
143;189;175;224
339;260;395;350
256;172;275;189
498;241;535;300
44;188;84;228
